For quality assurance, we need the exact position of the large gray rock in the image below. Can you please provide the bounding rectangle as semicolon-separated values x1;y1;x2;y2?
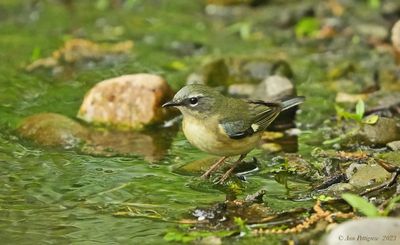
323;218;400;245
252;75;295;101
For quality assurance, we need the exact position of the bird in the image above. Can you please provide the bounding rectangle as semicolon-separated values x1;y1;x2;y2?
162;84;304;183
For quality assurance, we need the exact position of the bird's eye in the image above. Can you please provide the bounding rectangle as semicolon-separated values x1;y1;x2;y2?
189;97;198;106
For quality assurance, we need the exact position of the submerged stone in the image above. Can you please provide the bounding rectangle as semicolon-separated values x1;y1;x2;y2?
324;183;355;196
77;74;174;130
18;113;88;149
173;157;220;176
174;157;258;176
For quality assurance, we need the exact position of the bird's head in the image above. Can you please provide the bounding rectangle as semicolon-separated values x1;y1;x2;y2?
162;84;222;119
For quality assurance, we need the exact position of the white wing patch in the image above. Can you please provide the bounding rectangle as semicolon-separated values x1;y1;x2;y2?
251;123;260;132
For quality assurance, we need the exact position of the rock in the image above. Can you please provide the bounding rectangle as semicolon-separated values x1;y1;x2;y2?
387;141;400;151
186;72;205;85
251;75;295;101
356;117;400;146
323;218;400;245
77;74;174;130
328;61;380;94
364;91;400;117
26;38;134;71
356;23;389;42
173;157;219;175
345;163;365;180
192;198;272;225
200;58;230;87
18;113;88;149
168;41;205;57
227;83;256;97
285;154;318;179
332;77;378;94
173;156;257;176
381;2;400;21
205;0;268;17
197;236;222;245
205;4;247;17
251;75;297;130
189;57;293;88
335;92;367;103
377;151;400;167
242;61;276;81
260;143;282;153
325;183;355;196
392;20;400;64
348;163;391;189
392;20;400;53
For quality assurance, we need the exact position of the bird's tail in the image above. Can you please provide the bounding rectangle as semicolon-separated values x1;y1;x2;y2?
281;96;305;111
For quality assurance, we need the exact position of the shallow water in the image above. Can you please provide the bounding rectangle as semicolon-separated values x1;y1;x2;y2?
1;0;398;244
0;130;310;244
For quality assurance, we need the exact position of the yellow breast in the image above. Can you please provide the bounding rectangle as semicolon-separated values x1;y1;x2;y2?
182;115;260;156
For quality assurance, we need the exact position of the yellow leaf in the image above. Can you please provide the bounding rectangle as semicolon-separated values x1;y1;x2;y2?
362;115;379;125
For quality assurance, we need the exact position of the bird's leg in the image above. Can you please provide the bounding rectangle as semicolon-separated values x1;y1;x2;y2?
201;156;228;179
217;154;247;184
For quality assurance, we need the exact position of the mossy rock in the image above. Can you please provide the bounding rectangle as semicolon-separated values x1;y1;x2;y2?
377;151;400;167
348;164;391;189
355;117;400;146
18;113;89;149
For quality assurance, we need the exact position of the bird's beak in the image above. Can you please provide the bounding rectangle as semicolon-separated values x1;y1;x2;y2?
162;100;181;108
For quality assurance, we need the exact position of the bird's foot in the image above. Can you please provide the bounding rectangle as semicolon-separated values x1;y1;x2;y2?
200;156;228;180
200;171;212;179
213;154;247;184
214;168;235;184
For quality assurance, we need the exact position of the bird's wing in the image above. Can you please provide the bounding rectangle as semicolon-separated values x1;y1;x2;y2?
219;100;282;140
